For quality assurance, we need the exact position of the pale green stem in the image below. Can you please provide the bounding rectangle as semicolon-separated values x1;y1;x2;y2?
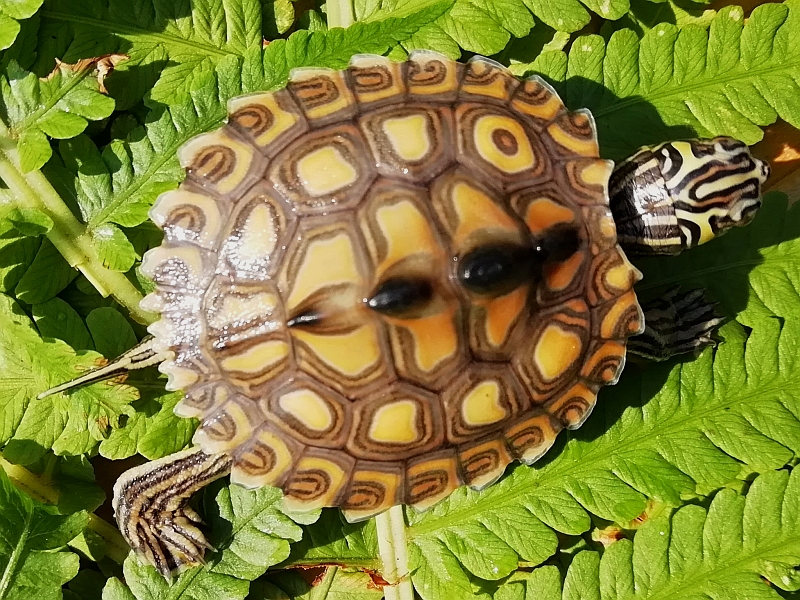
327;0;355;28
0;456;129;564
87;514;130;565
375;506;414;600
0;130;156;324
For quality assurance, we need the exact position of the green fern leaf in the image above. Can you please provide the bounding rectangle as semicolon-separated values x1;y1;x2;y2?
0;292;138;464
0;59;116;172
0;0;42;50
34;0;451;107
497;468;800;599
514;0;800;160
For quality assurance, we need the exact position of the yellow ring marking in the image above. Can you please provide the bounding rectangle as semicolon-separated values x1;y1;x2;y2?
461;380;507;426
369;400;420;444
474;115;535;174
220;340;289;373
296;146;358;196
278;389;334;432
381;114;431;162
294;324;382;377
523;198;575;235
533;325;582;381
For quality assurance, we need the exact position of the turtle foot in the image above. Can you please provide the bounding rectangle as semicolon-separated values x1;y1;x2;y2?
628;286;724;361
112;447;233;581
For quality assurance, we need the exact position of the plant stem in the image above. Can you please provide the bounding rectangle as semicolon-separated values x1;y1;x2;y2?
375;506;414;600
0;456;129;564
87;514;130;564
327;0;354;28
0;134;156;325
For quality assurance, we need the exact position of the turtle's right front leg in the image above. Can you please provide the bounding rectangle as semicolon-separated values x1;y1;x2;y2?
113;447;232;580
627;286;724;361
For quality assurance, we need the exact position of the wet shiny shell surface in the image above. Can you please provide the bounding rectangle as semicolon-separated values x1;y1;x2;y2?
142;52;644;520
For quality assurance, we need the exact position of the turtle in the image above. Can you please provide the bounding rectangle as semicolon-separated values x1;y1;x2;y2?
41;51;770;579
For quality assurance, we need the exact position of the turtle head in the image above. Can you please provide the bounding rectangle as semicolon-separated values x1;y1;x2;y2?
610;136;770;255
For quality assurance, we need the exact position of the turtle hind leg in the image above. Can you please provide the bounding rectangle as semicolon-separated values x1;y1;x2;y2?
628;286;725;361
113;447;232;580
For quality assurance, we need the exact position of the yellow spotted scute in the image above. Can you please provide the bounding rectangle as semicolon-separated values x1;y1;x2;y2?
140;52;644;522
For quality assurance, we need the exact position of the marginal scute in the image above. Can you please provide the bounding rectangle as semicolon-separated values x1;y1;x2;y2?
406;449;461;510
178;128;264;196
510;77;565;128
560;158;614;206
504;412;561;464
342;461;405;522
193;398;262;454
349;54;406;108
150;189;224;249
458;436;512;489
140;245;213;292
460;56;519;102
227;88;307;157
231;424;301;488
548;382;597;429
406;50;462;101
175;382;231;419
595;290;644;340
581;340;627;385
288;67;357;125
282;449;356;511
546;110;599;158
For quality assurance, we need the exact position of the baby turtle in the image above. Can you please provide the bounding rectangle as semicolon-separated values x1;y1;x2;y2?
42;51;769;578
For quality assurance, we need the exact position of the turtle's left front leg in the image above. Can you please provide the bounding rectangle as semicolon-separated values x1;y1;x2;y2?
627;286;724;361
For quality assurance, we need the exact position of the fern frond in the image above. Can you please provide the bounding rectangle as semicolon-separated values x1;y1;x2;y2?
515;0;800;160
498;468;800;599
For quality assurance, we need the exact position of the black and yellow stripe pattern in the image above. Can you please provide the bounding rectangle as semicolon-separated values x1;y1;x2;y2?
609;137;769;255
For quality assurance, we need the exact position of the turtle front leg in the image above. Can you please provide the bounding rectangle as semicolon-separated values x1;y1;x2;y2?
113;447;233;580
627;287;724;361
609;137;769;256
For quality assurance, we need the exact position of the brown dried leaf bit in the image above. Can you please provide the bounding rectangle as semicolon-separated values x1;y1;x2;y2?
45;54;129;93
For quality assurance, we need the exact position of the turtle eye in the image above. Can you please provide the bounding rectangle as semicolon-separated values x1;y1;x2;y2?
536;225;582;262
457;244;534;296
367;278;434;317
